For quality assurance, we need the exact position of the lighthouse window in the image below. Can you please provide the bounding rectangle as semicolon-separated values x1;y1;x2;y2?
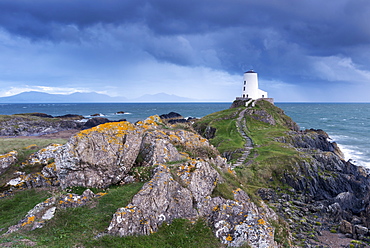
244;81;246;85
243;87;245;91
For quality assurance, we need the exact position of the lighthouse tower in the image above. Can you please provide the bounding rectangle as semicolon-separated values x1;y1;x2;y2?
241;70;268;100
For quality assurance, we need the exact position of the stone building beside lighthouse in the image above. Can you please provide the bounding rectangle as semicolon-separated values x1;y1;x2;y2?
232;70;273;107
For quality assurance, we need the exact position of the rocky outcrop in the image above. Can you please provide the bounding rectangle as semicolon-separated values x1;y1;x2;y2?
50;115;218;189
0;151;17;175
0;114;84;136
107;159;277;247
278;129;344;158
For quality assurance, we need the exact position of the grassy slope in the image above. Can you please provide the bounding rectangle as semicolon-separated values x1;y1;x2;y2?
193;107;245;161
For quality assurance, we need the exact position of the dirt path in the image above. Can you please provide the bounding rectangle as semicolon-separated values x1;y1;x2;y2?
232;108;254;168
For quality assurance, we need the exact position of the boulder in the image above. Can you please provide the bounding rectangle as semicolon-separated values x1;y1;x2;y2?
56;121;143;188
0;150;17;175
340;219;353;234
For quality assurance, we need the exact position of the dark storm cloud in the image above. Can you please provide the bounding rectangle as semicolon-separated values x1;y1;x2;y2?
1;0;370;101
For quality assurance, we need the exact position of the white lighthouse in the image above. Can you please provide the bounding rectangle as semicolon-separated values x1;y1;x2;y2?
241;70;268;100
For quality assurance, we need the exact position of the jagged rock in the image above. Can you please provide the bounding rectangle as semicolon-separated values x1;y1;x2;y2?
0;150;17;175
279;129;345;159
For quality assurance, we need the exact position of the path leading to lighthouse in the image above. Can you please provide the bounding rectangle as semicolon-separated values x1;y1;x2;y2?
231;107;254;168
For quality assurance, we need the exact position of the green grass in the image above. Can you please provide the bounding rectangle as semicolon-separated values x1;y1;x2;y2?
193;107;245;157
87;218;221;248
1;182;222;248
0;138;68;154
0;189;51;233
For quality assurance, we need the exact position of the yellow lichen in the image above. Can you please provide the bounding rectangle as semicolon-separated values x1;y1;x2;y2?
257;218;266;225
21;216;35;227
226;234;233;241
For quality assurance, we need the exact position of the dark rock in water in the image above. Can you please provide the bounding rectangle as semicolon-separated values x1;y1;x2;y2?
160;112;188;124
167;119;188;124
159;112;182;119
55;114;84;120
116;111;125;114
90;113;101;117
84;117;111;129
16;112;54;118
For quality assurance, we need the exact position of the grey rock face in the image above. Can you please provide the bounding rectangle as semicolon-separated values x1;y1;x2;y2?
55;121;143;188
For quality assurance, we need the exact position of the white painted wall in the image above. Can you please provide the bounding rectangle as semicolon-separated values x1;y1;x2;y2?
241;70;268;99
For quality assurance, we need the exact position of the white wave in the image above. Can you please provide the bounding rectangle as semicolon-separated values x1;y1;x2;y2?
89;113;105;117
124;112;132;115
337;143;370;168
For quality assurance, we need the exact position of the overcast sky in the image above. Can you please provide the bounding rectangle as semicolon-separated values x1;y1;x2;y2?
0;0;370;102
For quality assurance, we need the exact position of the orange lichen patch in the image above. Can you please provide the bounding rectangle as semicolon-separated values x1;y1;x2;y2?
137;115;162;129
213;206;220;211
232;188;241;194
257;218;266;225
226;234;233;241
96;192;108;197
227;167;234;174
0;150;17;159
24;144;38;150
21;216;36;227
76;121;136;139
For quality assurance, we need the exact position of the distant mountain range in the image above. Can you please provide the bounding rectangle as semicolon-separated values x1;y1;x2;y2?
0;91;196;103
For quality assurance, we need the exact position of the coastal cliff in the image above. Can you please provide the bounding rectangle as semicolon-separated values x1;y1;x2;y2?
1;100;370;247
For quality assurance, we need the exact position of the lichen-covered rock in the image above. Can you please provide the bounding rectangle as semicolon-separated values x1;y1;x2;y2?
26;144;62;166
208;190;277;247
139;131;182;166
6;172;58;188
108;164;197;235
55;121;143;188
0;150;17;175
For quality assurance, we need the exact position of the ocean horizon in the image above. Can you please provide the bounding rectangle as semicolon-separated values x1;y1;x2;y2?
1;102;369;169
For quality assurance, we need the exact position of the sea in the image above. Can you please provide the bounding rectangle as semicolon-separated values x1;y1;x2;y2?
0;102;369;168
